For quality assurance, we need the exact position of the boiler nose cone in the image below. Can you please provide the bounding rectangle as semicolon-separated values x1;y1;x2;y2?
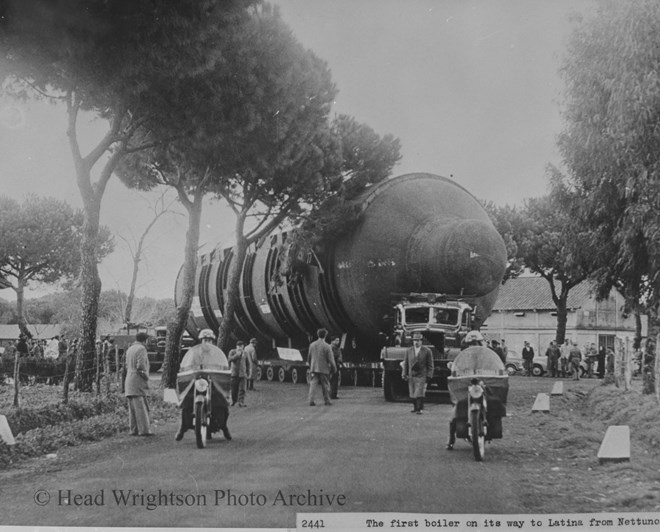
407;217;507;296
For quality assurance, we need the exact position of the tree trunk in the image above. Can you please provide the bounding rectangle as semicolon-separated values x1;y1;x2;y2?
161;195;203;389
76;194;103;392
554;298;568;344
15;281;32;339
217;219;248;353
655;333;660;404
614;337;628;390
124;254;140;326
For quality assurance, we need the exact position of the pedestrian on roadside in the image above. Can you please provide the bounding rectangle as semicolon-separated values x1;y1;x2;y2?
244;338;258;391
329;336;343;399
522;340;534;376
123;332;153;437
500;339;508;359
307;328;336;406
545;340;561;378
569;341;582;381
16;334;29;357
597;344;606;379
559;339;571;378
402;331;434;415
228;340;249;407
586;342;598;378
490;339;506;364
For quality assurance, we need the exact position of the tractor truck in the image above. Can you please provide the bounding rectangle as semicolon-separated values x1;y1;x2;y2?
175;172;507;396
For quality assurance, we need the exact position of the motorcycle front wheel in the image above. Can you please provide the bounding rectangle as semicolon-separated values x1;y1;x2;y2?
470;409;485;461
195;402;208;449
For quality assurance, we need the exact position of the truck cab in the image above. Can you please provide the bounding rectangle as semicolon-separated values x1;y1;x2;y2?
381;293;474;401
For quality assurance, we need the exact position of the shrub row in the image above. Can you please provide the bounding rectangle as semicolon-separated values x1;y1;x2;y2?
0;385;179;469
5;392;125;435
0;354;68;382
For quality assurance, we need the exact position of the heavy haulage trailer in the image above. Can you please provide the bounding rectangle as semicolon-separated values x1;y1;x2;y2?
175;172;507;399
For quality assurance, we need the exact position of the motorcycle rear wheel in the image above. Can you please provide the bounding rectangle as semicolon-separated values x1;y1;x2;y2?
195;402;207;449
470;409;485;461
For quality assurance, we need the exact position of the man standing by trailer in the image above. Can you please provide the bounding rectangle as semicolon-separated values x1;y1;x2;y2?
329;336;343;400
402;331;434;415
244;338;258;391
307;328;336;406
124;332;153;437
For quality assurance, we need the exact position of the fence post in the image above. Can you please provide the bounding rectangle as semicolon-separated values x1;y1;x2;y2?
12;354;20;407
624;337;632;390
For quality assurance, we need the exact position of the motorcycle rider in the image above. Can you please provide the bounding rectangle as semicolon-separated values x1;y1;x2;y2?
175;329;232;442
447;330;486;450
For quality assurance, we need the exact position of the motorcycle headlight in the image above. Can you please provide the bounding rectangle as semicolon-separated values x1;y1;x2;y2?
194;378;209;393
446;361;453;370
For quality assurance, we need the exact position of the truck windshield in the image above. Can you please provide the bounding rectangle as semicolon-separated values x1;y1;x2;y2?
405;307;430;324
434;308;459;326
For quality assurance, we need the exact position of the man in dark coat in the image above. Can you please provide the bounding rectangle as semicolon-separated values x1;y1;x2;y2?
329;336;343;399
402;331;434;414
522;340;535;376
545;340;561;378
307;328;336;406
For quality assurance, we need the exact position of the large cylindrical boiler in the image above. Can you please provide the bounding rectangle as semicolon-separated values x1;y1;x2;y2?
176;173;507;355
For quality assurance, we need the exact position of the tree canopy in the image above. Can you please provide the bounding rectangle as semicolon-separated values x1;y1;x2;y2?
557;0;660;312
0;0;254;390
0;194;112;336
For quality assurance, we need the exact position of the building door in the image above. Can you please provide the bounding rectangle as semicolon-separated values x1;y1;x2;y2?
598;334;615;352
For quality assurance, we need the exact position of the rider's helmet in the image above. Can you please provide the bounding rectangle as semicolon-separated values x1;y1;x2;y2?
464;330;484;344
198;329;216;341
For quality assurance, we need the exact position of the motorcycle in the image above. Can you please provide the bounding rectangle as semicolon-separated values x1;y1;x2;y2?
447;345;509;461
176;343;232;449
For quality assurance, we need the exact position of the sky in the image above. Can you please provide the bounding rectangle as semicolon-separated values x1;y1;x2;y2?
0;0;595;302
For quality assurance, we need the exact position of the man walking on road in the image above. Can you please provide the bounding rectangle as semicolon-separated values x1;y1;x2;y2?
402;331;434;414
307;328;336;406
124;332;153;437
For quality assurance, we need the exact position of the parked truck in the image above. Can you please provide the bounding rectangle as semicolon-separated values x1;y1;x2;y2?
175;172;507;394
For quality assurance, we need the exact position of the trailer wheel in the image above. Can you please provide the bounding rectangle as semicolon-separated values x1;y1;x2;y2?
382;369;408;402
256;366;263;381
291;367;304;384
278;367;288;382
266;366;275;381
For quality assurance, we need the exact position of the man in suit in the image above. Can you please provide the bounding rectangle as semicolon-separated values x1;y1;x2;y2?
124;332;153;437
307;328;337;406
402;331;434;415
244;338;259;391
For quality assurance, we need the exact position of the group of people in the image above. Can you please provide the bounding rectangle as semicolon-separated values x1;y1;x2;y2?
123;327;348;441
1;334;69;360
521;339;614;380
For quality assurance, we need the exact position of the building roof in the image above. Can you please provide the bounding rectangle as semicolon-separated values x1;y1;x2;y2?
0;324;63;340
493;276;594;312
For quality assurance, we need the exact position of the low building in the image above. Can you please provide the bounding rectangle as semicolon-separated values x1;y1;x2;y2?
483;276;645;357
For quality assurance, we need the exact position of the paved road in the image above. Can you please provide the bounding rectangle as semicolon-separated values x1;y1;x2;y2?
0;381;525;528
